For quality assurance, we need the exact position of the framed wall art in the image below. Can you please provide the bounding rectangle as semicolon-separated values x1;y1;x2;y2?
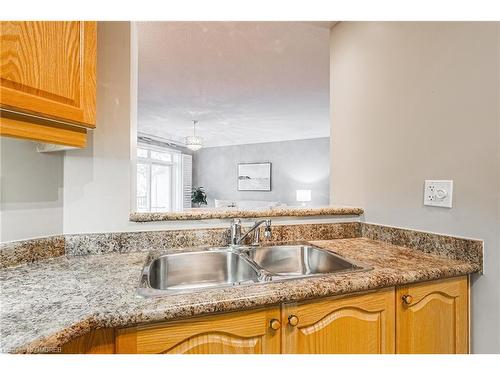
237;162;272;191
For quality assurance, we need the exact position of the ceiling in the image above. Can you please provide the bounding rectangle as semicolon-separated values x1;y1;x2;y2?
137;22;331;148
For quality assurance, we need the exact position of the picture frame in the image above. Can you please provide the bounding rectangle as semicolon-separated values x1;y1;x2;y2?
237;162;272;191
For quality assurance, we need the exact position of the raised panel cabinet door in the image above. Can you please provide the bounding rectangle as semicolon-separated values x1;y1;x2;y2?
282;288;395;354
396;276;468;354
61;328;115;354
0;21;96;127
115;307;281;354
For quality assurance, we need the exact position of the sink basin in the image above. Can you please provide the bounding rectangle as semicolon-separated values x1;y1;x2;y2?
137;245;370;297
243;245;359;277
142;250;260;295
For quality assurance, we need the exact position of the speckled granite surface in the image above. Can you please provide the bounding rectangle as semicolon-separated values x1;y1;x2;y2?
65;222;361;256
1;222;361;266
129;206;364;222
64;228;229;256
0;236;65;269
3;221;483;269
0;237;480;353
362;223;483;268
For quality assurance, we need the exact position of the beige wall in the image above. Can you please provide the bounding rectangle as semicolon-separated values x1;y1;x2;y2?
330;22;500;353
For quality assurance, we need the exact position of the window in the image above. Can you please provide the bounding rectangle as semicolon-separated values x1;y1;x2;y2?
136;144;190;212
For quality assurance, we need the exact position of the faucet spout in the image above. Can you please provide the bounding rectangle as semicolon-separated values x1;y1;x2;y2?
230;219;272;246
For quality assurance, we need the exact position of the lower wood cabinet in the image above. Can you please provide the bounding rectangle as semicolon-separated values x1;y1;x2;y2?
59;276;469;354
282;288;395;354
61;328;115;354
115;307;281;354
396;276;468;354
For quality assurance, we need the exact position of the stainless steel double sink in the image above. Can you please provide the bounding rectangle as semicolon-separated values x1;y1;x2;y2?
137;245;371;297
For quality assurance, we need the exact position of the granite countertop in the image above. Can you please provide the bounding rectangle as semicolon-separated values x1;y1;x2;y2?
0;237;480;353
129;206;364;222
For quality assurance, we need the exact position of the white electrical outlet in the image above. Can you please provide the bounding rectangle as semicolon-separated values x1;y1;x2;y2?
424;180;453;208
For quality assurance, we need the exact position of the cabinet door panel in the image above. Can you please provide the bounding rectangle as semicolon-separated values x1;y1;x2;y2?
396;276;468;354
116;307;281;354
61;328;115;354
283;288;395;354
0;21;96;127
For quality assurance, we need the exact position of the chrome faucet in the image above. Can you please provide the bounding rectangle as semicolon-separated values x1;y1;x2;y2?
230;219;272;246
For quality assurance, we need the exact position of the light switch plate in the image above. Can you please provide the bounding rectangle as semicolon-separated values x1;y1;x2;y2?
424;180;453;208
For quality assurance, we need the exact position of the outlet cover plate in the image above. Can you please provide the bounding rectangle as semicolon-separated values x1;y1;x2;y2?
424;180;453;208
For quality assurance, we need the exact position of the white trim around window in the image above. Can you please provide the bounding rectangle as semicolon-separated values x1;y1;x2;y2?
136;142;184;213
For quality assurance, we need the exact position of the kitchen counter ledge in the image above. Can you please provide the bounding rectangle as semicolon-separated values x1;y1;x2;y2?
0;237;480;353
129;206;364;222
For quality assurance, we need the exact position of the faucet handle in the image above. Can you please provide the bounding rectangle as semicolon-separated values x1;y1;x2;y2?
230;218;242;246
264;219;272;238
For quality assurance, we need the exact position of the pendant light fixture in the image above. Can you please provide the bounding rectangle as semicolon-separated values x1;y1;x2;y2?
185;120;203;151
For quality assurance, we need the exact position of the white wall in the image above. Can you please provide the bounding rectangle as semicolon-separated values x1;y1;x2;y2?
330;21;500;353
0;138;64;242
63;21;138;234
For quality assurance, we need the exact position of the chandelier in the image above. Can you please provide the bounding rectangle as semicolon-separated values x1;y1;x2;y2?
185;120;203;151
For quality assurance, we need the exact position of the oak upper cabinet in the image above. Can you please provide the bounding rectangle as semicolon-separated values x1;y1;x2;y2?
115;307;282;354
0;21;96;147
396;276;468;354
282;288;395;354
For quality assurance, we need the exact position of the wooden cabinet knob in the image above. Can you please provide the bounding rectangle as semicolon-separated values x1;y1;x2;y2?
269;319;281;330
288;315;299;327
402;294;413;305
